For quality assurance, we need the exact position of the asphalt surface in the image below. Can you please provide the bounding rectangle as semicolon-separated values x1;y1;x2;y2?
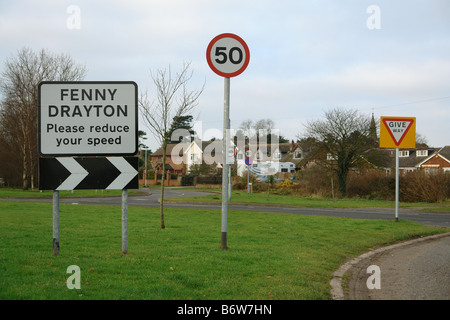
332;232;450;300
2;187;449;300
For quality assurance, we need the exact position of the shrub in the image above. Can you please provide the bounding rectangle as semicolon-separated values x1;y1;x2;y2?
295;167;334;197
400;171;450;203
346;170;393;200
278;179;295;188
346;169;449;203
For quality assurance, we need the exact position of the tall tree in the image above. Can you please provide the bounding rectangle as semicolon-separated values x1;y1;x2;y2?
139;62;203;229
0;47;86;189
304;107;377;196
169;114;194;143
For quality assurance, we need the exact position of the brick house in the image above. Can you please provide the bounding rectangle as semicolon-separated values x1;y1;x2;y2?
417;146;450;174
280;141;309;170
151;143;187;175
150;139;223;175
382;146;450;174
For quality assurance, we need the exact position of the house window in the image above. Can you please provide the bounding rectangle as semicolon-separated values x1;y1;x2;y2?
416;150;428;157
256;152;262;160
294;151;302;159
273;152;281;159
399;151;409;157
424;167;438;175
190;154;199;161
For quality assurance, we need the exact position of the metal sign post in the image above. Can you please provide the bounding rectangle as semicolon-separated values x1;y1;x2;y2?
245;155;253;193
221;77;230;249
207;33;250;249
379;116;416;222
53;190;60;256
122;189;128;254
248;169;250;194
38;81;138;255
395;148;399;222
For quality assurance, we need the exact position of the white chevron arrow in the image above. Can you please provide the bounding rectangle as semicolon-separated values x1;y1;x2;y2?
56;158;89;190
106;157;138;190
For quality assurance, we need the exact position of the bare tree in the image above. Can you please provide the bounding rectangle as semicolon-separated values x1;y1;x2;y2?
0;47;86;189
304;107;376;197
239;118;274;138
139;62;203;229
415;133;429;148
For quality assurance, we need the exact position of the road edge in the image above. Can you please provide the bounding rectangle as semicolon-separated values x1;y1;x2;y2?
329;231;450;300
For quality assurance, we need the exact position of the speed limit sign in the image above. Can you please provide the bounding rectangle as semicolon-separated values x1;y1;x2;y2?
206;33;250;77
207;33;250;249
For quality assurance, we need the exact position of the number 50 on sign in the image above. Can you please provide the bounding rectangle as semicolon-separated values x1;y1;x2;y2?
206;33;250;78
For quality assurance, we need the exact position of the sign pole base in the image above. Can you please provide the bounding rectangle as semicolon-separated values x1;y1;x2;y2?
395;148;399;222
221;77;230;250
53;190;60;256
122;189;128;254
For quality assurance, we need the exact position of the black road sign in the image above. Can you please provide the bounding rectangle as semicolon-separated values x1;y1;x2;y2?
39;157;138;190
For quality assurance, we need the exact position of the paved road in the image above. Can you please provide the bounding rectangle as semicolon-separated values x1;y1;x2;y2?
341;233;450;300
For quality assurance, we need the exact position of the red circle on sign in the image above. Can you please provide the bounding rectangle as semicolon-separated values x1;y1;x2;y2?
206;33;250;78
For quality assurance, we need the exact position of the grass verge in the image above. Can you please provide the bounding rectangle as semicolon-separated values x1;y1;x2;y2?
166;190;450;211
0;188;142;198
0;200;447;300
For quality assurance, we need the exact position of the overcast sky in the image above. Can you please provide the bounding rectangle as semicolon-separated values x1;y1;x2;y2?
1;0;449;151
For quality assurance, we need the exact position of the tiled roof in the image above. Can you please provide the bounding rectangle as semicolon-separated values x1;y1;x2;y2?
437;146;450;161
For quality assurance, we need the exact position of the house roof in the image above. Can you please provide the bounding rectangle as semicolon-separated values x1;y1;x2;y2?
280;152;307;166
152;142;191;156
152;143;177;156
153;141;294;157
152;140;224;159
416;145;450;167
381;147;442;168
399;149;435;167
437;146;450;161
154;162;184;171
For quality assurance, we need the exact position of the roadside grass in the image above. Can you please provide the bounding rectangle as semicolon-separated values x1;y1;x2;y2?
0;187;142;198
0;200;447;300
165;189;450;211
415;206;450;213
3;187;448;212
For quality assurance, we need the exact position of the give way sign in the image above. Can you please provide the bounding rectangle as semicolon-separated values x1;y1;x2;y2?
206;33;250;78
379;116;416;148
